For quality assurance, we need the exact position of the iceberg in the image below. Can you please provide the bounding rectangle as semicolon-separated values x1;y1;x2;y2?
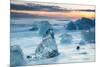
38;21;52;37
10;45;25;66
60;33;72;44
65;17;95;30
65;21;77;30
75;17;95;30
29;25;38;31
81;28;95;43
34;21;59;59
79;40;86;45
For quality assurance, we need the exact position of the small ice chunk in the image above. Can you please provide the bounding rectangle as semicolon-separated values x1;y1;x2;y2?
29;25;38;31
81;28;95;43
60;34;72;44
10;45;24;66
79;40;86;45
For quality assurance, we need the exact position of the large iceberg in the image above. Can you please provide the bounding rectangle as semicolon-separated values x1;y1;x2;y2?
75;17;95;30
10;45;25;66
34;21;59;59
65;17;95;30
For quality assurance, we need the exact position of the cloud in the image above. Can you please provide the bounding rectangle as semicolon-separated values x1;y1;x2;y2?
11;2;95;12
74;9;95;12
11;3;71;12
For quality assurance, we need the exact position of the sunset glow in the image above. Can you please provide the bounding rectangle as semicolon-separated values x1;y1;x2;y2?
11;9;95;20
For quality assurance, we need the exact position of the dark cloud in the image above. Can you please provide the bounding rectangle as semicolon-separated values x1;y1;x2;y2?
11;3;95;12
11;12;55;19
74;9;95;12
10;3;70;12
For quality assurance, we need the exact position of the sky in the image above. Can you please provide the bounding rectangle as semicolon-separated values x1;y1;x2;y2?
11;0;95;20
11;0;95;5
